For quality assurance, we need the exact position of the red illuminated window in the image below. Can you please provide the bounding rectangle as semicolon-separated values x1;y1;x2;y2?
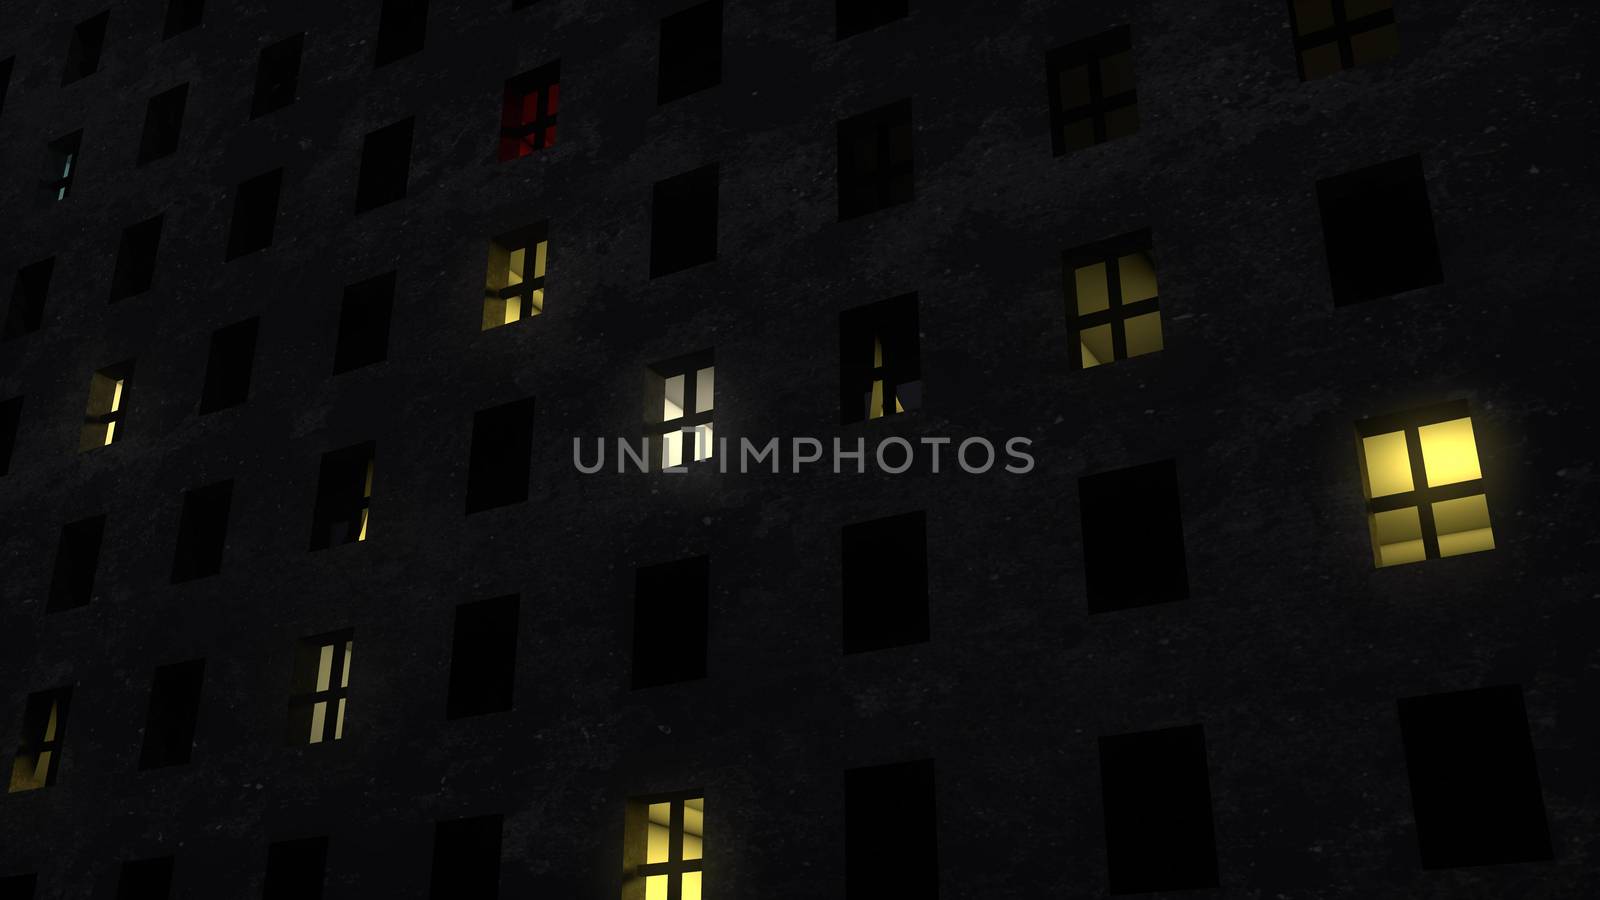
499;63;559;161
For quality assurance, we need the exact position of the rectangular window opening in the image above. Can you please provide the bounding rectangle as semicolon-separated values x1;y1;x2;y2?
3;257;55;340
429;814;503;899
0;873;38;898
1099;724;1220;894
333;272;395;374
837;99;914;220
481;224;548;329
62;12;110;84
1290;0;1399;80
7;687;71;793
447;595;520;719
658;2;722;104
644;351;715;470
355;118;414;212
80;361;133;451
623;792;704;900
251;34;304;119
375;0;428;66
845;759;937;897
841;510;929;653
287;632;353;744
464;397;535;513
310;441;375;550
1064;230;1164;368
1078;458;1189;612
0;396;22;476
45;131;82;203
0;57;14;120
1317;154;1442;306
837;0;908;39
138;659;205;770
263;836;328;900
115;856;174;899
170;480;233;583
47;514;106;612
225;168;283;260
649;164;719;277
198;317;259;414
631;556;709;689
138;84;188;165
840;292;922;424
499;63;560;161
163;0;205;39
1357;400;1493;567
109;214;164;301
1047;26;1140;155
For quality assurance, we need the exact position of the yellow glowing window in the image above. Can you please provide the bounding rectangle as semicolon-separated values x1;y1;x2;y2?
840;293;922;424
1290;0;1399;81
288;634;352;745
482;224;548;330
1357;401;1494;567
8;687;71;793
1064;232;1164;369
625;793;703;900
647;352;714;469
80;362;133;450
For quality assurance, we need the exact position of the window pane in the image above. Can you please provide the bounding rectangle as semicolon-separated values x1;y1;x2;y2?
1099;50;1135;96
1124;311;1164;358
1293;0;1336;34
694;366;714;414
1059;65;1090;108
1074;262;1109;315
1301;43;1343;80
1418;418;1481;487
683;797;704;860
1361;430;1413;497
1433;494;1494;557
646;803;671;863
1117;252;1158;303
645;875;668;900
663;375;686;420
1351;22;1399;66
1080;324;1114;368
683;871;703;900
1345;0;1394;18
1372;506;1425;567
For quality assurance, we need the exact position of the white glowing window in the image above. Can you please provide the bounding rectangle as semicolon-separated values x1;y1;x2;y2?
626;793;703;900
647;353;714;469
288;634;353;744
1358;402;1494;567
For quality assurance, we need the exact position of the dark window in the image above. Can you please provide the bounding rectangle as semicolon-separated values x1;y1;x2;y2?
137;84;188;165
0;57;14;120
649;164;719;277
47;514;105;612
109;214;164;301
62;12;110;85
840;293;922;424
170;480;233;583
138;659;205;769
263;836;328;900
115;856;173;900
1317;154;1442;306
1047;26;1139;155
79;361;134;451
841;510;929;653
355;118;413;212
622;792;704;897
481;224;548;329
1099;724;1220;894
163;0;204;39
512;0;542;8
837;99;913;220
658;2;721;104
1290;0;1399;80
1063;230;1163;369
464;398;535;513
428;815;503;899
644;351;715;470
333;272;395;374
45;131;82;202
287;631;354;744
1398;684;1553;868
837;0;907;39
225;168;283;260
498;63;560;161
198;318;259;414
446;595;520;719
1078;459;1188;613
0;396;20;476
3;258;54;340
845;759;938;898
310;441;374;550
375;0;427;66
631;556;709;689
0;873;36;900
7;687;71;793
251;34;304;119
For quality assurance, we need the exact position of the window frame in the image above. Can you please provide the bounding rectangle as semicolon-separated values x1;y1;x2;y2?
1063;229;1163;369
840;293;922;424
836;98;914;220
1288;0;1399;81
1046;25;1138;156
482;223;548;329
8;687;72;793
1356;399;1493;567
287;632;354;745
499;63;560;161
644;350;715;471
80;361;133;450
45;131;82;202
623;790;705;900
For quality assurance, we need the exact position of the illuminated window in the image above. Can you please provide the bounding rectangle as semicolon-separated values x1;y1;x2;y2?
1078;459;1188;612
198;318;259;414
632;556;709;689
623;792;704;900
115;856;173;899
837;99;913;220
1064;230;1163;369
109;214;164;302
1357;401;1494;567
225;168;283;260
845;759;937;897
251;34;304;119
375;0;427;67
482;224;548;329
310;441;374;550
1099;724;1220;893
658;2;721;104
7;687;71;793
840;293;921;424
1317;155;1442;306
80;361;133;451
650;165;719;277
62;12;109;85
333;272;395;374
3;258;54;340
446;595;519;718
645;351;714;469
45;131;81;202
138;659;205;770
287;633;352;745
465;398;535;513
263;836;328;900
499;63;559;161
842;511;929;654
0;395;21;476
137;84;188;165
428;814;502;898
163;0;204;39
837;0;906;39
355;117;414;212
1289;0;1399;81
171;480;233;583
1047;26;1138;155
47;514;105;612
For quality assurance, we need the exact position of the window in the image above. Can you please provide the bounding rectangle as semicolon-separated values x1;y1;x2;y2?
355;118;413;212
1098;724;1220;894
644;351;715;469
3;258;55;340
171;480;233;583
47;514;105;612
1397;684;1552;868
658;2;721;104
837;0;907;39
333;271;395;373
1356;400;1494;567
1078;459;1188;612
80;361;134;451
481;224;548;329
45;130;81;202
429;815;503;899
62;12;109;85
138;659;205;770
840;293;921;424
163;0;204;39
137;84;188;165
498;63;560;160
225;168;283;260
841;510;929;653
251;34;304;119
0;873;36;900
310;441;374;550
109;214;164;301
1063;230;1163;368
263;836;328;900
1;57;14;120
375;0;428;66
1317;154;1442;306
1290;0;1399;80
115;856;173;899
0;396;20;476
7;687;71;792
845;759;937;898
198;317;259;414
837;99;913;220
631;556;709;689
622;793;704;900
287;632;353;744
446;595;519;719
1047;26;1139;155
649;165;719;277
465;398;535;513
